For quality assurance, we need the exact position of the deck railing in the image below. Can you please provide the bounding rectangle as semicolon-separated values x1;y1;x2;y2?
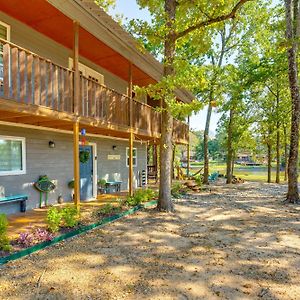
0;39;74;113
0;39;188;142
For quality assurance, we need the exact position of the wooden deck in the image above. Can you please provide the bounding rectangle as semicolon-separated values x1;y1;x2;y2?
0;38;189;144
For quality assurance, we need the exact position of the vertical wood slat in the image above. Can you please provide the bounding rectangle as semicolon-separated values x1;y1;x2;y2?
3;43;10;98
59;68;64;111
91;81;96;117
53;65;58;110
27;54;33;104
11;47;18;100
40;59;46;106
64;69;70;112
79;75;83;116
69;71;74;113
34;56;40;105
47;62;52;109
95;83;101;118
88;78;92;117
19;50;26;102
84;77;88;117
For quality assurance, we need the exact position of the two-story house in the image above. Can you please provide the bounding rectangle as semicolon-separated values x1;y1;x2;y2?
0;0;192;214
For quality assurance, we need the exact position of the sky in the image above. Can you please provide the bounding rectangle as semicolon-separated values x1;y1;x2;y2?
111;0;222;134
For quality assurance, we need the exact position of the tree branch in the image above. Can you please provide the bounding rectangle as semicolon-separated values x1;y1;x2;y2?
176;0;253;39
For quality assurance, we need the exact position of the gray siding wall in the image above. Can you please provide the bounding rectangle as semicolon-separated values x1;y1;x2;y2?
0;125;147;215
0;11;128;95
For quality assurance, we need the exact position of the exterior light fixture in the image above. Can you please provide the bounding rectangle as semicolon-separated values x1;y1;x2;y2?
49;141;55;148
112;145;117;150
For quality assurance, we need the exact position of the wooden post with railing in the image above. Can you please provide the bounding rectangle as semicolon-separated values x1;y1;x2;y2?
73;20;80;209
128;62;134;196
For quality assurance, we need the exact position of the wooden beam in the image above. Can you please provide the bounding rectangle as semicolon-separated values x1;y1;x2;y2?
73;121;80;210
73;20;80;116
128;62;134;196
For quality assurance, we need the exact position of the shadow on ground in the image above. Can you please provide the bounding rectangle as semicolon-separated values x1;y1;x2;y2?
1;182;300;300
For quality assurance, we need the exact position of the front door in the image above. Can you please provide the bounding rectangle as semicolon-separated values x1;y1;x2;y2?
80;145;93;200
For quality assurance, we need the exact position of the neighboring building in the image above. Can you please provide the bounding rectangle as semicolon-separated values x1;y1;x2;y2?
0;0;192;214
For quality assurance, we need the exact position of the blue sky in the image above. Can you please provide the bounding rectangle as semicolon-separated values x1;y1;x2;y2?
112;0;222;134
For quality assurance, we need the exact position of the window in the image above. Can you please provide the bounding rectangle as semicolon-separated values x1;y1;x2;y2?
126;147;137;167
0;21;10;85
68;58;104;84
0;136;26;176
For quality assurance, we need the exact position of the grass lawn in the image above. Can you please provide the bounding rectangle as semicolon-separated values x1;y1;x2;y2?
189;162;287;183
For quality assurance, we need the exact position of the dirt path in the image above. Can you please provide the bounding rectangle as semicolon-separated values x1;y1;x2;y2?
1;182;300;300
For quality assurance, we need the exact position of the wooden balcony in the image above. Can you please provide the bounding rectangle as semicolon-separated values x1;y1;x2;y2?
0;39;188;144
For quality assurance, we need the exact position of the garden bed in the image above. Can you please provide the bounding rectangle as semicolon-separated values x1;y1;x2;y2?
0;197;157;265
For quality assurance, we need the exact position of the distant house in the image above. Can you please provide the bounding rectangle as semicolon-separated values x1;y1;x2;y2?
0;0;193;214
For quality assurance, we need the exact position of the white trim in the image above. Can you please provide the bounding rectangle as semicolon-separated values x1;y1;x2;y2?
0;121;149;143
0;135;26;176
126;147;137;168
80;142;97;199
0;20;10;41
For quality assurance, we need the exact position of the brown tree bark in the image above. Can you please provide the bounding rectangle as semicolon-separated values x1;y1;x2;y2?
203;102;213;184
226;108;234;184
158;0;176;212
276;93;280;184
267;142;272;183
275;127;280;184
283;125;288;181
285;0;300;203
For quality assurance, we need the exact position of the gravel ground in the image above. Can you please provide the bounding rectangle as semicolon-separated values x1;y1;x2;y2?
1;181;300;300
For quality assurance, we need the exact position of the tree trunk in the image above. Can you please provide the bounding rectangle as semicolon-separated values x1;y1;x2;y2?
226;108;234;184
267;142;272;183
231;151;235;176
203;102;213;184
285;0;300;202
283;125;288;181
158;0;176;211
172;144;176;180
275;126;280;184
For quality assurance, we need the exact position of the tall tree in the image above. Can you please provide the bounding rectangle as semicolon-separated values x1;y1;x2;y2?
132;0;252;211
285;0;300;203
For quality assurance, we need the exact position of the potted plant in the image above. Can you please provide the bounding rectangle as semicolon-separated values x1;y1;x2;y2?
97;179;107;194
67;180;75;200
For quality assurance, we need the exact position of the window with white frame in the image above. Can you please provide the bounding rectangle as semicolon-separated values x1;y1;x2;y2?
0;21;10;84
0;136;26;176
126;147;137;167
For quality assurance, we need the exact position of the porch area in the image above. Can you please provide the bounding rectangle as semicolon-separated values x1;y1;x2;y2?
7;193;127;239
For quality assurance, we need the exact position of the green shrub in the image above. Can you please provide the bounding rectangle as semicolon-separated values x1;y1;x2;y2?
171;183;182;198
46;207;62;233
0;214;11;251
62;205;79;228
97;179;107;187
68;180;74;189
125;189;157;206
194;174;203;186
98;203;121;216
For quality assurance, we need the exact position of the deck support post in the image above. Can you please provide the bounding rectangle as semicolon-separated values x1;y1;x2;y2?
73;20;80;115
128;62;134;196
73;121;80;209
73;20;80;209
187;116;190;178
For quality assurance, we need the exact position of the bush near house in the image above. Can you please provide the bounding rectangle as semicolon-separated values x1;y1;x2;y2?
0;214;12;252
62;206;79;228
126;189;157;206
46;205;80;233
47;207;63;233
